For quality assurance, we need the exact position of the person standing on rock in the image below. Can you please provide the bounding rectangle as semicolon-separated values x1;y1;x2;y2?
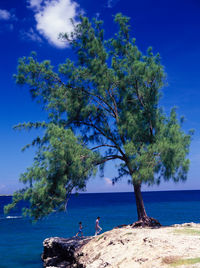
75;221;83;237
95;216;102;236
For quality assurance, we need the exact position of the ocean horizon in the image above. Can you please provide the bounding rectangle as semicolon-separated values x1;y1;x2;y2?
1;190;200;267
2;188;200;197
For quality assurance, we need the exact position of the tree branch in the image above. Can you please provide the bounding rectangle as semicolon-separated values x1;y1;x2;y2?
107;86;119;122
95;154;125;165
87;116;126;159
135;80;145;108
91;144;117;150
82;86;117;119
135;80;153;137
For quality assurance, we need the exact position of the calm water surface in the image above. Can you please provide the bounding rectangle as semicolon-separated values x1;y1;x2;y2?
0;190;200;268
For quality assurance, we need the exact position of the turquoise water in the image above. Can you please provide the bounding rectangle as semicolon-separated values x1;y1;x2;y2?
1;191;200;267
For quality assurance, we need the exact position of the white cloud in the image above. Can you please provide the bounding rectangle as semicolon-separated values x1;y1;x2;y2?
0;9;11;20
107;0;112;8
28;0;43;9
20;28;43;43
107;0;120;8
104;177;112;185
28;0;81;48
9;24;14;31
95;12;100;19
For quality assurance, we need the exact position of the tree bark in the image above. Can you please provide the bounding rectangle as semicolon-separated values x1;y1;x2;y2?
134;183;147;221
132;182;161;227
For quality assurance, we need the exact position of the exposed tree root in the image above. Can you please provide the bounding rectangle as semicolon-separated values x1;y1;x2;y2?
114;224;128;229
114;217;161;229
131;217;161;228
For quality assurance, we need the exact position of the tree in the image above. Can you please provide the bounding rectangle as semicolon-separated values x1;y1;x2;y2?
5;14;192;225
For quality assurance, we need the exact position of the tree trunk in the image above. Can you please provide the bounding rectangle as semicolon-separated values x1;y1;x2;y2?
132;182;161;227
134;183;147;220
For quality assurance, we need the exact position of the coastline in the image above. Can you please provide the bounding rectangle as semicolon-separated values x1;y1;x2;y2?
1;192;200;267
42;222;200;268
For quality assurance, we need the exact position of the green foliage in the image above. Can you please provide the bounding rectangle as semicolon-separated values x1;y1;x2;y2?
173;228;200;236
6;13;192;220
162;256;200;266
5;124;98;220
170;257;200;267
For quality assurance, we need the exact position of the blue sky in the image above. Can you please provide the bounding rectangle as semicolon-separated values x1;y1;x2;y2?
0;0;200;194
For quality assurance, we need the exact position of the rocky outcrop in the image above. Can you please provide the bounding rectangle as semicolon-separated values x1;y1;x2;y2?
42;223;200;268
42;236;92;268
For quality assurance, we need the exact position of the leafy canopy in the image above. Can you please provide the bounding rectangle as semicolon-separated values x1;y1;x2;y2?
5;14;192;219
5;124;98;220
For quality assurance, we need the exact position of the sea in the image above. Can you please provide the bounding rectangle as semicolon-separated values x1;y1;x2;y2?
0;190;200;268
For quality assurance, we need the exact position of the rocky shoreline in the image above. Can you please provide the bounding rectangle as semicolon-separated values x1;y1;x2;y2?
42;236;92;268
42;223;200;268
